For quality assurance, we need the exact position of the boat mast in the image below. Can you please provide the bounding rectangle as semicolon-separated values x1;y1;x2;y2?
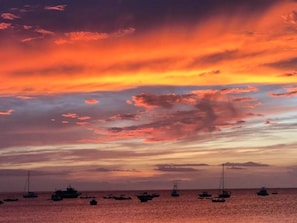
222;164;225;192
27;171;30;192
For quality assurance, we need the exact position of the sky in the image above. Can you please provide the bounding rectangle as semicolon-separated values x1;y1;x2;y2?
1;0;297;192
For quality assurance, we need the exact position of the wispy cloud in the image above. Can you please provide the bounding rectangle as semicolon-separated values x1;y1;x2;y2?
35;28;55;35
156;163;208;172
0;109;14;115
55;27;135;44
225;162;270;167
44;5;67;11
270;87;297;97
282;10;297;25
1;12;20;20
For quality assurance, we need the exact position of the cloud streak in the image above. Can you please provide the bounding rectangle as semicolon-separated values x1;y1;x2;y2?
44;5;67;11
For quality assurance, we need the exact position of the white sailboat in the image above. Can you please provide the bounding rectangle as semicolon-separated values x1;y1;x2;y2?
23;171;38;198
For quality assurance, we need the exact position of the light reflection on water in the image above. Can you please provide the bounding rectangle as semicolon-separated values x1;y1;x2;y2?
0;189;297;223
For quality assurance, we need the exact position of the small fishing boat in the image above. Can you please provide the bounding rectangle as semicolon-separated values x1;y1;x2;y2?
137;192;154;202
3;198;19;202
90;199;98;205
257;187;269;196
113;195;132;200
199;191;212;198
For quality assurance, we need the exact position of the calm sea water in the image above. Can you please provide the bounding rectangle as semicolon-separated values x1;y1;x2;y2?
1;188;297;223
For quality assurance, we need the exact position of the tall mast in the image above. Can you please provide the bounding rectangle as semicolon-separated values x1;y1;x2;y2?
222;164;225;191
27;171;30;192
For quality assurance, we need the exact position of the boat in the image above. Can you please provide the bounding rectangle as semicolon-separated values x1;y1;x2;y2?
53;185;81;198
171;183;180;197
51;193;63;201
113;194;132;200
23;171;38;198
89;199;98;205
199;191;212;198
136;192;154;202
103;194;114;199
212;197;226;203
3;198;19;202
80;195;96;199
257;187;269;196
218;164;231;198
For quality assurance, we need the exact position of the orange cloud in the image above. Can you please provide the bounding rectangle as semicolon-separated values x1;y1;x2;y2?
85;99;99;104
55;28;135;44
1;1;297;95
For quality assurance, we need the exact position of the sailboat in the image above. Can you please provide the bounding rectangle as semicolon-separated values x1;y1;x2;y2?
171;182;180;197
218;164;231;198
23;171;38;198
212;164;230;202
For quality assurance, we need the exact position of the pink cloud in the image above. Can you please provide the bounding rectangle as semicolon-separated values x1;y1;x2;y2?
283;10;297;25
35;28;55;35
220;86;258;94
23;25;33;30
1;12;20;20
0;22;11;30
76;122;88;126
21;37;42;42
269;87;297;97
78;116;91;121
16;95;33;100
44;5;67;11
0;109;14;115
133;93;196;109
126;100;133;105
62;113;78;118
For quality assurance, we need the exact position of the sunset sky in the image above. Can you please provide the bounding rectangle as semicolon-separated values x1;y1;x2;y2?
1;0;297;192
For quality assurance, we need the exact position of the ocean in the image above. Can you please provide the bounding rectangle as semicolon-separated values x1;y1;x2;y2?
0;188;296;223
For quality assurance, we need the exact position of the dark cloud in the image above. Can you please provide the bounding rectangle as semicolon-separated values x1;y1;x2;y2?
279;71;297;77
0;0;279;35
155;163;208;172
95;167;139;172
269;88;297;97
265;57;297;70
225;162;270;167
133;92;195;109
199;70;221;77
9;65;85;77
